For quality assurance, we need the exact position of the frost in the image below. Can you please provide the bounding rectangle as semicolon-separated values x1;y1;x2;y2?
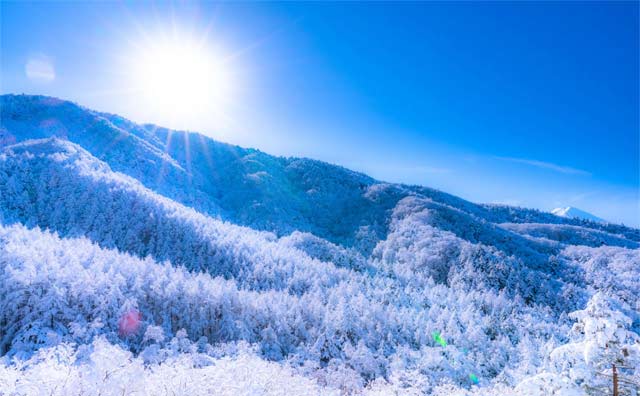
1;94;639;394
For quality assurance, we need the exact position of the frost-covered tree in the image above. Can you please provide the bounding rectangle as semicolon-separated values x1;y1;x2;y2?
547;293;640;395
1;101;639;394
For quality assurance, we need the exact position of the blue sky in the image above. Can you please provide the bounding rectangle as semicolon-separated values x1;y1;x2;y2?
2;1;638;225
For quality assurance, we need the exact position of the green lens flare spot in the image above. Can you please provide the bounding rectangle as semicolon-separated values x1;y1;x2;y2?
469;373;479;384
432;331;447;347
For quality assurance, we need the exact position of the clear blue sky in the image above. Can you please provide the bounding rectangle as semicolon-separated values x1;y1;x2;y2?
2;1;638;225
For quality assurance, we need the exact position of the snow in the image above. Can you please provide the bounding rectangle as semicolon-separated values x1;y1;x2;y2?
0;339;343;396
551;207;606;224
1;94;639;395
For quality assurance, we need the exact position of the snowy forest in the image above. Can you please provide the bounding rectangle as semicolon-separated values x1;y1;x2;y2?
0;94;639;395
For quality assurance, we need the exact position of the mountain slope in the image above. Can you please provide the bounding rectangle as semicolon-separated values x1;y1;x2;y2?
0;138;600;306
3;94;637;251
1;95;639;395
0;139;575;388
1;94;389;248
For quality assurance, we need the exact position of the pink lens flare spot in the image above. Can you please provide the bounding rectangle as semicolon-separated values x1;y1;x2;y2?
118;309;142;337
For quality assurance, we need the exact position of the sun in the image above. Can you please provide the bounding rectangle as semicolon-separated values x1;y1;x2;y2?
130;36;232;124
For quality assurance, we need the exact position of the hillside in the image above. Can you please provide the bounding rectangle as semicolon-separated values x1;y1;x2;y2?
0;95;639;395
3;95;636;249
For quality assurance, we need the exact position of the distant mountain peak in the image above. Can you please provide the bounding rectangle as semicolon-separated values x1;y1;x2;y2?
551;206;605;223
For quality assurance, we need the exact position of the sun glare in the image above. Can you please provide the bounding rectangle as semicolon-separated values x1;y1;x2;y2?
131;37;232;124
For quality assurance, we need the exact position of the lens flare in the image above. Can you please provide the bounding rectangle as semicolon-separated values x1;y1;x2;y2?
118;309;142;337
432;331;447;347
128;33;233;126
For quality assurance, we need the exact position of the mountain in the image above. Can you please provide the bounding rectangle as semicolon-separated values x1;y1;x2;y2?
1;94;639;395
552;206;606;223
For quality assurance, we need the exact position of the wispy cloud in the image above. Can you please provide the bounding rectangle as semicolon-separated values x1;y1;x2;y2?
568;191;598;203
495;156;591;176
25;54;55;83
405;165;453;175
365;164;453;175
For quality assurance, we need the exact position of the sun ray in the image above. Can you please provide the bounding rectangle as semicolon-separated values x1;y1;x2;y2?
156;126;173;187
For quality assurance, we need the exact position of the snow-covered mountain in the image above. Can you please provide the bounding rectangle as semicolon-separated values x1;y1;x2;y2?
1;94;639;395
552;206;606;223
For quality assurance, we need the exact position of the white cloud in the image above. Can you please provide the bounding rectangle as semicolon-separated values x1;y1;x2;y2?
495;156;590;176
25;54;56;83
405;165;452;174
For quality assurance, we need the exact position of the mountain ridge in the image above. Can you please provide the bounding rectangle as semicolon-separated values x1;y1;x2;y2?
1;94;639;395
2;94;636;245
